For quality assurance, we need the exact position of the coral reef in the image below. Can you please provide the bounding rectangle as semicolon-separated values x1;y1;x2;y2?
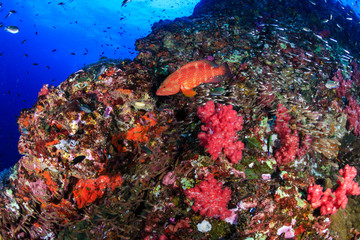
1;0;360;239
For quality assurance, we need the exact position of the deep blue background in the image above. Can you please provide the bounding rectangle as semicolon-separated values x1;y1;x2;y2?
0;0;200;171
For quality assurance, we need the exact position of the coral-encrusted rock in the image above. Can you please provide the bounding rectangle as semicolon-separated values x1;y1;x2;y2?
0;61;177;239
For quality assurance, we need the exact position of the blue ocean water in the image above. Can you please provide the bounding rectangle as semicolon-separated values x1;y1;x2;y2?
0;0;200;171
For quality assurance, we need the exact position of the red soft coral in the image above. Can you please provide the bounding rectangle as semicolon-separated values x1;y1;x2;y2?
274;104;312;165
184;174;232;220
275;129;300;165
274;104;299;165
333;164;360;209
197;101;244;164
307;165;360;215
307;185;337;215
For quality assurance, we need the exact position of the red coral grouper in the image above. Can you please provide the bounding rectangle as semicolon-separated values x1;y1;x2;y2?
156;60;232;97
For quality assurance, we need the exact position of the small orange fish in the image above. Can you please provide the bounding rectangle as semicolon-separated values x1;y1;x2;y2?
156;60;232;97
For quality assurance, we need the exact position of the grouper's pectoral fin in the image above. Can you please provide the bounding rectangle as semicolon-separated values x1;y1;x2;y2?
181;88;197;97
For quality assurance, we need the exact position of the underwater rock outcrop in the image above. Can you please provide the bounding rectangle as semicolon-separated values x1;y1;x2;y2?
1;0;360;239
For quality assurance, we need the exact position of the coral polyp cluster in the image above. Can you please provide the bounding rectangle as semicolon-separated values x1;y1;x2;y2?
1;0;360;239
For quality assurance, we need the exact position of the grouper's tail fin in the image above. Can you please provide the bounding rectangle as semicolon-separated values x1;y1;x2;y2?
220;62;232;78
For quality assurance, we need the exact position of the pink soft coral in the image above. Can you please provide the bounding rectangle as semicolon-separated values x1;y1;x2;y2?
184;174;232;220
307;165;360;215
197;101;244;164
